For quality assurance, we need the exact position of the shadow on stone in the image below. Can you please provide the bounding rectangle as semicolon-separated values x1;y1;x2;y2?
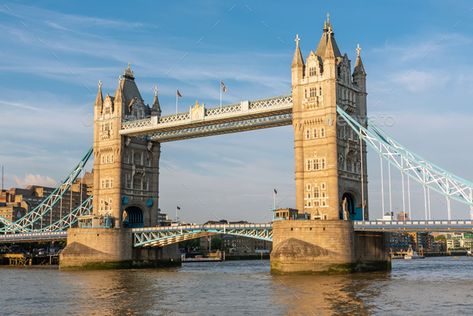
272;238;337;259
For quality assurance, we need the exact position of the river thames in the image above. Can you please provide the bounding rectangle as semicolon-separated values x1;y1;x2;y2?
1;257;472;315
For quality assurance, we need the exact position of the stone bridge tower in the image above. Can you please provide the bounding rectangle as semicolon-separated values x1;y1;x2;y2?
291;16;368;221
60;66;179;269
271;16;389;274
93;65;161;228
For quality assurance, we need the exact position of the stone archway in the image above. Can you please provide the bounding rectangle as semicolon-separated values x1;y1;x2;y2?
123;206;144;228
341;192;356;220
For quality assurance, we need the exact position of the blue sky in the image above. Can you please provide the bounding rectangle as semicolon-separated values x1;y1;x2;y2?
1;1;473;222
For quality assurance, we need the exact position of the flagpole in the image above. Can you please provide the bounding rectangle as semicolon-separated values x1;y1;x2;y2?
273;190;276;210
219;83;222;107
175;93;178;114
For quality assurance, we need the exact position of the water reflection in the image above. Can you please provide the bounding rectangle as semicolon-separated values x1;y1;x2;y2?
271;272;389;315
2;258;473;315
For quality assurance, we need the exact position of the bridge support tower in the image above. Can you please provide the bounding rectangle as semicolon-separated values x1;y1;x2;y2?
270;17;390;273
60;66;180;269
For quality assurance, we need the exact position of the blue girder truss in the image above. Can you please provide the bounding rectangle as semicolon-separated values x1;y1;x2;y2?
132;223;273;247
337;105;473;217
0;148;93;234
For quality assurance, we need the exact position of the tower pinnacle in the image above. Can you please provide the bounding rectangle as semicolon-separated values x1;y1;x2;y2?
95;80;103;108
151;84;162;116
354;43;366;75
292;33;304;67
124;63;135;79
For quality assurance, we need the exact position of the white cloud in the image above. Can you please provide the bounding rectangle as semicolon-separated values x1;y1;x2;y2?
390;70;451;92
12;173;57;188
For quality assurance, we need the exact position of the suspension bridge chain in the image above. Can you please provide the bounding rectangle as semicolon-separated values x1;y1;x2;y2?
337;105;473;215
38;196;93;232
0;148;93;234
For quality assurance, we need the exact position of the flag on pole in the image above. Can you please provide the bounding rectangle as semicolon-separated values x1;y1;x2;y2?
274;189;278;195
220;81;228;93
176;89;182;98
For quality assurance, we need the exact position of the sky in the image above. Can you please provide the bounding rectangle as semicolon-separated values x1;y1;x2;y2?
1;0;473;222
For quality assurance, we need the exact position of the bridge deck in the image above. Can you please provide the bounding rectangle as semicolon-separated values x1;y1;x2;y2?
354;220;473;232
2;220;473;244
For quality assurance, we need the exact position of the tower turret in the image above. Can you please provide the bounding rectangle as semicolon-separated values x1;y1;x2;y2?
94;80;103;115
151;85;162;117
353;44;366;92
291;34;305;84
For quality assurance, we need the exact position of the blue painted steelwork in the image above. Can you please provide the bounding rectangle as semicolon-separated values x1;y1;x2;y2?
0;148;93;234
132;223;273;247
337;105;473;210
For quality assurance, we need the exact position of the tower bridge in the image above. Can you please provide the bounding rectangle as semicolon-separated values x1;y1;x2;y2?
1;15;473;272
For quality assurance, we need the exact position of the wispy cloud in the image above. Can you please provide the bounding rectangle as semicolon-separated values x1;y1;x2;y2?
12;174;57;188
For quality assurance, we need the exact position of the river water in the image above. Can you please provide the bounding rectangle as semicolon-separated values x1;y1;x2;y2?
1;257;472;315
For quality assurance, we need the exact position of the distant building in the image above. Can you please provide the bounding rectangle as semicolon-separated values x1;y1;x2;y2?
388;232;435;252
378;212;394;221
157;211;172;226
0;178;91;229
388;232;413;252
443;232;473;250
222;235;272;256
396;211;409;221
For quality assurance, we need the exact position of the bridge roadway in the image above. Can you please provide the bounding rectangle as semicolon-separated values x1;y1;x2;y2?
1;220;473;245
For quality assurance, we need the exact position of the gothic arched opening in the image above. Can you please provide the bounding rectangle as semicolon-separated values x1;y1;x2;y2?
123;206;144;228
341;192;356;220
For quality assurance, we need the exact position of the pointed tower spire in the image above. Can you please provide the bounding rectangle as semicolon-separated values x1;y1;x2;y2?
124;63;135;80
316;13;341;58
292;34;304;67
151;85;162;117
354;44;366;74
95;80;103;108
324;32;337;59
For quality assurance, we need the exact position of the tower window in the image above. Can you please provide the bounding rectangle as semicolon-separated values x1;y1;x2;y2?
320;128;326;138
313;129;318;138
307;160;312;171
306;129;310;139
319;87;322;96
309;67;316;77
321;158;326;169
310;88;316;98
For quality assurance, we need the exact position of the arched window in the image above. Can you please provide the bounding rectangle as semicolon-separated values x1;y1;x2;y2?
320;128;326;138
